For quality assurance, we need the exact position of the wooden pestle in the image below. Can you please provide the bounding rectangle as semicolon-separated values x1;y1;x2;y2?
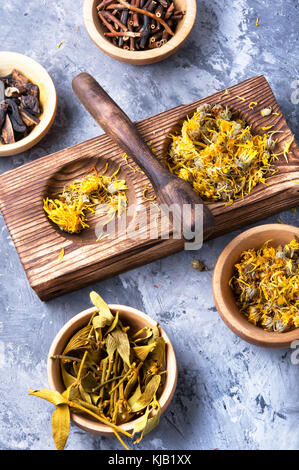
72;73;214;239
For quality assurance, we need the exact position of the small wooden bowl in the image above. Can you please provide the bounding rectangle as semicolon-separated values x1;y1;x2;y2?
47;304;177;437
83;0;197;65
0;51;57;157
212;224;299;348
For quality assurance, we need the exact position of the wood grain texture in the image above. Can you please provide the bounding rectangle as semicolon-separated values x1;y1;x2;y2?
72;72;214;236
0;75;298;301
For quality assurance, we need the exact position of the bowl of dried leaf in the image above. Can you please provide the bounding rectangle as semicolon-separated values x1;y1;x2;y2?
0;51;57;157
30;291;177;450
213;224;299;349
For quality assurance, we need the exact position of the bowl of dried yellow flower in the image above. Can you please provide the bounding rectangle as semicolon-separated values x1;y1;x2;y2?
30;291;177;450
213;224;299;348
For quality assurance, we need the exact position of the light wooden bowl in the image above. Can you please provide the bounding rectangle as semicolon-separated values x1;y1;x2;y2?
0;52;57;157
83;0;197;65
47;304;177;437
212;224;299;349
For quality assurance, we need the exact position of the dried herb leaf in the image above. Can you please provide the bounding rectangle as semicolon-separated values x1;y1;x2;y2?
90;291;114;325
134;402;161;444
128;375;161;412
61;365;77;389
81;371;99;393
63;325;91;354
106;334;117;358
30;291;167;450
29;389;67;407
133;342;157;361
111;327;131;367
51;404;70;450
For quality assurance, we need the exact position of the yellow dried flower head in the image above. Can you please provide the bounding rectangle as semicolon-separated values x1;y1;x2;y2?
43;168;128;235
43;198;87;233
165;104;277;203
231;239;299;332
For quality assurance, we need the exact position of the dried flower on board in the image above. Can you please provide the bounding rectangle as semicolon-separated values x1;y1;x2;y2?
43;166;128;234
29;291;166;450
0;69;41;144
230;239;299;332
165;103;278;204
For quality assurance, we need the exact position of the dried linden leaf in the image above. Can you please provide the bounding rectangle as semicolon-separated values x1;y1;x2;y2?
128;375;161;413
111;327;131;367
51;404;70;451
29;389;67;407
90;291;114;325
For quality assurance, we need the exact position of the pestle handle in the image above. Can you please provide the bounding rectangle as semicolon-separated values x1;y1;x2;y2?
72;73;214;238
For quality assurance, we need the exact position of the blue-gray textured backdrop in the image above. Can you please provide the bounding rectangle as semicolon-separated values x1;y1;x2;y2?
0;0;298;450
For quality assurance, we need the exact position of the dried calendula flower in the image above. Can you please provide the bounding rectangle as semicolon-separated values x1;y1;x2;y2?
29;291;166;450
192;259;208;271
43;166;128;234
230;239;299;332
165;104;278;204
261;107;272;117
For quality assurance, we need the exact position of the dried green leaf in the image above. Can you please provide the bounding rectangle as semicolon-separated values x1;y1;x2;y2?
51;404;70;450
132;405;150;436
149;337;165;366
105;311;119;335
111;327;131;367
127;383;142;406
63;325;91;355
81;371;99;393
79;383;92;404
29;389;67;407
106;334;117;358
61;365;77;389
133;342;156;362
62;384;81;402
93;314;111;330
124;370;139;399
128;375;161;412
90;291;114;325
133;402;161;443
137;409;160;443
133;327;153;344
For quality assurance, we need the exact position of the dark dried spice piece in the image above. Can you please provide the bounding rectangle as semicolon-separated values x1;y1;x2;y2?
19;108;40;127
1;114;15;144
0;103;8;132
0;69;42;144
98;0;184;50
20;94;41;115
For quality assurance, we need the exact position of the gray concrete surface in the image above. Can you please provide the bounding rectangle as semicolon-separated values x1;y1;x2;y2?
0;0;299;450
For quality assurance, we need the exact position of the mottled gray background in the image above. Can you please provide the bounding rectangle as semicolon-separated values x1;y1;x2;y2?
0;0;299;451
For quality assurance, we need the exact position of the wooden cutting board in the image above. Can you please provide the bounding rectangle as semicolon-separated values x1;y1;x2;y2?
0;75;298;301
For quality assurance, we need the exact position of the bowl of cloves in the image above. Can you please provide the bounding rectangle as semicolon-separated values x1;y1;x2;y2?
83;0;197;65
0;51;57;157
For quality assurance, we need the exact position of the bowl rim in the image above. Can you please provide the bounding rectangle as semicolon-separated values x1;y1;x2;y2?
0;51;57;156
212;223;299;348
83;0;197;63
47;303;178;436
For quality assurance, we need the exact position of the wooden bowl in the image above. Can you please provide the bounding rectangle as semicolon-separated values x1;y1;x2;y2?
212;224;299;348
83;0;197;65
47;304;178;436
0;51;57;157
